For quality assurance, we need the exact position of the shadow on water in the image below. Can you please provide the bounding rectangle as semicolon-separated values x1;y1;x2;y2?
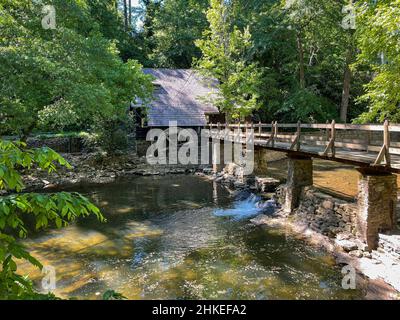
19;175;365;300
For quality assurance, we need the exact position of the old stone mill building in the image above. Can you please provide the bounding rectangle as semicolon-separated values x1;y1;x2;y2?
134;68;400;290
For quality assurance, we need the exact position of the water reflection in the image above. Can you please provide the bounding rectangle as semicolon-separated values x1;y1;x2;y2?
19;175;363;300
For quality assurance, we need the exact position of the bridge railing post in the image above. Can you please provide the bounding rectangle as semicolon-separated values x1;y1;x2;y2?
374;120;391;167
273;121;278;147
268;121;277;147
384;120;391;166
290;121;301;151
266;121;273;146
323;120;336;157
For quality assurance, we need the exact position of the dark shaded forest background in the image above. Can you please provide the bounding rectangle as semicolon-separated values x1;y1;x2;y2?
1;0;400;139
117;0;398;125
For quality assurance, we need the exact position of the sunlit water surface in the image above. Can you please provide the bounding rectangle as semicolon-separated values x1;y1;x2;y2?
19;175;364;300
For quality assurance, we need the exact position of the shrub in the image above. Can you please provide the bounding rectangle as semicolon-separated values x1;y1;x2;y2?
87;113;136;154
0;140;105;299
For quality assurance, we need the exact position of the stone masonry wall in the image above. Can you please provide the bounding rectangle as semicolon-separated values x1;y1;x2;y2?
276;185;358;237
27;137;84;153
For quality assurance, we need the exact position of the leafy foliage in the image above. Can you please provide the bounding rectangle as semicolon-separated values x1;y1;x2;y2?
102;289;128;300
149;0;209;68
89;112;136;154
0;140;105;299
354;0;400;123
0;0;153;138
195;0;262;120
247;0;355;122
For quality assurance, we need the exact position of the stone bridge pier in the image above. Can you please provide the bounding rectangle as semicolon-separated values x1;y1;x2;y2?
356;168;397;250
282;155;397;250
283;155;314;213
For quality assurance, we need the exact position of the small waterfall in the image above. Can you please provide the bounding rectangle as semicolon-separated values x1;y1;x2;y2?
214;194;277;220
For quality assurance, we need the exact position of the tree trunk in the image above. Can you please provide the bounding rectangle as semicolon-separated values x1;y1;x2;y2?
340;48;353;123
129;0;132;30
296;32;306;89
123;0;128;31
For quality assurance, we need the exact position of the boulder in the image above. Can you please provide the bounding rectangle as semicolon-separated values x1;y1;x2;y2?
349;250;363;258
335;239;358;252
255;177;280;192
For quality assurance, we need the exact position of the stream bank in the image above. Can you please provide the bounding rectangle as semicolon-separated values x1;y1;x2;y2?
21;151;200;192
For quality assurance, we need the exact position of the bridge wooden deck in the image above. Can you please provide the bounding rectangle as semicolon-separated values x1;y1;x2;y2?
206;121;400;174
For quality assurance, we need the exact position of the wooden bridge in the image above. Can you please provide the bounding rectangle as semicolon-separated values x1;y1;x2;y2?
207;120;400;173
206;120;400;250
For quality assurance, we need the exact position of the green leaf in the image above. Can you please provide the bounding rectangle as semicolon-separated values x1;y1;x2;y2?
55;217;62;229
102;290;127;300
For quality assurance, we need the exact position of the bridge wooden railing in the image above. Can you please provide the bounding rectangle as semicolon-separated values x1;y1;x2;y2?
206;120;400;168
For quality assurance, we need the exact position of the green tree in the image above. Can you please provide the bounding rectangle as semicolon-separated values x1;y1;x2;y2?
354;0;400;123
0;0;153;139
0;140;105;299
195;0;262;121
140;0;162;66
234;0;367;123
279;0;347;121
88;0;148;63
149;0;209;68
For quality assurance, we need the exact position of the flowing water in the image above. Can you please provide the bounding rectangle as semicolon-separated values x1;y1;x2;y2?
19;175;364;300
